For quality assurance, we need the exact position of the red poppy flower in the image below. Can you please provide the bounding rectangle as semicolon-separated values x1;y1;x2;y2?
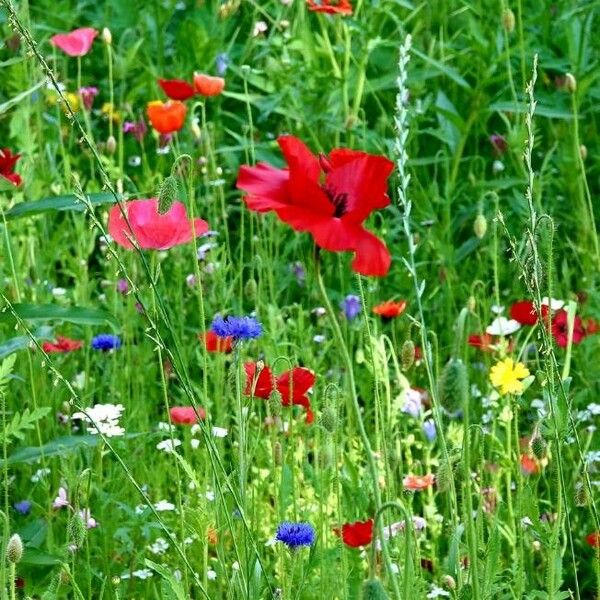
334;519;373;547
244;362;316;424
42;336;83;353
373;300;406;319
586;532;600;548
200;331;233;353
108;199;209;250
146;100;187;134
193;73;225;96
307;0;353;15
519;454;539;476
468;333;494;351
170;406;206;425
0;148;22;187
158;78;196;101
50;27;97;57
584;318;599;335
403;474;435;491
551;309;586;348
237;136;394;277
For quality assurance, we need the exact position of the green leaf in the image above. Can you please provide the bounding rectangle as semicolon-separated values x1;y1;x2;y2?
1;303;119;329
3;192;121;221
20;548;63;566
2;435;101;465
412;48;471;89
145;559;188;600
0;80;45;116
0;326;54;360
0;406;51;444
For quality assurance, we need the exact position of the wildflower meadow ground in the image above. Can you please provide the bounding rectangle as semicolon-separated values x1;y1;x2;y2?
0;0;599;598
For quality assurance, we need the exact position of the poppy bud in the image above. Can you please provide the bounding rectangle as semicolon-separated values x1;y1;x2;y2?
439;358;468;413
59;568;71;585
268;390;282;416
400;339;415;371
473;213;487;239
244;278;257;301
320;405;337;434
580;144;587;161
103;136;116;157
502;8;515;32
68;514;87;548
272;440;282;466
442;575;456;590
575;480;588;507
361;578;389;600
436;457;453;493
102;27;112;45
157;175;179;215
319;440;333;468
564;73;577;93
467;295;476;312
191;118;201;140
256;360;265;373
6;534;23;564
530;432;547;460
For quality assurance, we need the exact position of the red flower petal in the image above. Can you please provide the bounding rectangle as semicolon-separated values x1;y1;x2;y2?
243;362;275;399
510;301;538;325
158;78;196;101
201;331;233;353
170;406;205;425
193;73;225;96
50;27;97;57
586;532;600;548
334;519;373;547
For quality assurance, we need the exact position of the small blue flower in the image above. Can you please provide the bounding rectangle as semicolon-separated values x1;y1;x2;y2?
423;418;436;442
14;500;32;515
91;334;122;351
341;294;361;321
215;53;230;76
210;315;262;341
275;522;316;549
290;262;306;286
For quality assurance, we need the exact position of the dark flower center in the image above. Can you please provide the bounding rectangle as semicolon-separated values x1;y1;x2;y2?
323;185;348;217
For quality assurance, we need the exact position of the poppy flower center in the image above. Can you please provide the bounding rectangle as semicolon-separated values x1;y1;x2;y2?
323;185;349;217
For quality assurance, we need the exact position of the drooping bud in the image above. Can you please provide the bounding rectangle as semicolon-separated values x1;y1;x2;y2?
439;358;468;413
272;440;282;466
564;73;577;93
574;480;588;507
442;575;456;590
157;175;179;214
268;389;282;417
401;339;415;371
530;431;547;460
436;457;453;493
467;295;476;313
106;135;117;155
502;8;515;33
102;27;112;45
320;405;337;434
191;117;201;140
361;578;389;600
474;213;487;239
244;278;257;301
6;534;23;564
68;514;87;548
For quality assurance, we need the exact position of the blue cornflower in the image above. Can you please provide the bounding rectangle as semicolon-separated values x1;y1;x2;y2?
13;500;32;515
91;334;122;351
210;315;262;341
275;522;316;549
215;53;230;76
423;418;436;442
341;294;361;321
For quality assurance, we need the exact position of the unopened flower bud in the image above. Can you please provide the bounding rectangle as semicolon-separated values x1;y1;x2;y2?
575;480;588;507
320;405;337;434
361;578;388;600
400;339;415;371
474;213;487;239
564;73;577;93
442;574;456;590
157;175;178;214
102;27;112;45
244;278;257;301
436;458;453;493
268;389;282;416
272;440;282;466
191;118;201;140
530;432;547;460
6;534;23;563
467;295;476;312
68;514;87;548
502;8;515;33
106;135;117;155
580;144;587;161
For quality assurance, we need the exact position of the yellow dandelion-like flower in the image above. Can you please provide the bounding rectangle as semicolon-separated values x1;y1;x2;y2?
64;92;80;112
490;358;530;395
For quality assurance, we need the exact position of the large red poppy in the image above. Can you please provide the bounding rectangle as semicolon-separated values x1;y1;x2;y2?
510;301;539;325
158;78;196;101
108;199;208;250
146;100;187;134
200;331;233;353
50;27;97;57
551;309;586;348
170;406;206;425
0;148;22;187
307;0;353;15
42;336;83;353
334;519;373;547
236;136;394;277
244;362;316;423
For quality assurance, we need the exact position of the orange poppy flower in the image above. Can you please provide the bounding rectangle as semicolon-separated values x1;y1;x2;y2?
307;0;353;15
519;454;540;476
193;73;225;97
403;473;435;491
373;300;407;320
146;100;187;134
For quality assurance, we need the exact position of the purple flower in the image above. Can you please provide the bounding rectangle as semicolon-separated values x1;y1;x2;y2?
341;294;361;320
401;388;422;418
53;487;69;509
123;119;147;143
91;334;121;351
291;262;305;286
211;315;262;341
14;500;32;515
79;86;98;110
423;418;436;442
489;134;508;156
116;278;129;294
275;522;315;549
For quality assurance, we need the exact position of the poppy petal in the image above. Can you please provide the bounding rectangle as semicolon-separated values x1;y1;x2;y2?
158;78;196;101
237;163;290;211
351;228;391;277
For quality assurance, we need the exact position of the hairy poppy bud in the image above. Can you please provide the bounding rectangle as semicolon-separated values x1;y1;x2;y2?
244;278;257;301
191;118;201;140
320;405;337;434
467;295;476;312
102;27;112;45
6;534;23;564
157;175;178;214
319;440;333;468
474;213;487;239
442;575;456;590
502;8;515;32
106;135;117;155
439;358;468;413
564;73;577;93
361;578;389;600
268;389;282;416
272;440;282;466
436;457;453;493
401;339;415;371
68;514;87;548
575;480;588;507
530;432;547;460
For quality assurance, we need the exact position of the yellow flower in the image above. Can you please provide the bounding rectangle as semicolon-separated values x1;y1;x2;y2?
64;92;80;112
101;102;121;123
490;358;530;395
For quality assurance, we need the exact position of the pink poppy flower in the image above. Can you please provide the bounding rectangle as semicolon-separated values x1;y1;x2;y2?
50;27;98;57
108;199;209;250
